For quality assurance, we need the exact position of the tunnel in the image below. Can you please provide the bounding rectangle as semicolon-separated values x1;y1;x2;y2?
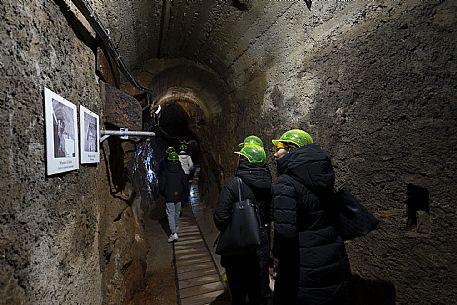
1;1;457;305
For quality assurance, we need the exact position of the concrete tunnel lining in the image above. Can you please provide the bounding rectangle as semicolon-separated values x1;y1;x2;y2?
154;87;211;119
136;59;228;117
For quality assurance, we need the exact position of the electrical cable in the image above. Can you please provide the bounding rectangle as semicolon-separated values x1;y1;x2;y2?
70;0;155;102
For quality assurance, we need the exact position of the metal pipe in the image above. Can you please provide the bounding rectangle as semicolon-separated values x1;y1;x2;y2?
101;130;156;137
70;0;154;96
99;130;155;143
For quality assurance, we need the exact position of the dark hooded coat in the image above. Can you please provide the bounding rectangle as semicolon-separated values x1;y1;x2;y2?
159;161;188;202
272;144;350;305
214;159;272;305
214;159;272;267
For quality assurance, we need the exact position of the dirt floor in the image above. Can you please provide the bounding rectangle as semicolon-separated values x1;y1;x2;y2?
127;201;178;305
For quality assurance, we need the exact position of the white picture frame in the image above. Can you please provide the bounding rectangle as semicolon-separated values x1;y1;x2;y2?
79;105;100;163
44;87;79;175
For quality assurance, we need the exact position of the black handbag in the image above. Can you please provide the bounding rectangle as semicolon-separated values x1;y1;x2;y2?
335;187;379;241
215;177;261;256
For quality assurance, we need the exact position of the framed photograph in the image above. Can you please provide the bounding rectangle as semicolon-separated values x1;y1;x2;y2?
44;87;79;175
79;105;100;163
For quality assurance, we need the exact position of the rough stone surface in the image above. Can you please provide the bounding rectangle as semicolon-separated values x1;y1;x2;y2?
102;82;142;131
1;1;103;304
3;0;457;304
1;1;149;305
97;141;148;305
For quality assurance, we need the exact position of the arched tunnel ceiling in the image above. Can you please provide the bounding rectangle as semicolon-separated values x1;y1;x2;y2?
97;0;291;72
97;0;384;128
97;0;361;80
135;59;226;117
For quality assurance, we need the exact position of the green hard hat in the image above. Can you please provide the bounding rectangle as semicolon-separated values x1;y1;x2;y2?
166;146;176;154
234;144;266;165
238;135;264;148
179;144;188;151
272;129;314;148
167;152;179;162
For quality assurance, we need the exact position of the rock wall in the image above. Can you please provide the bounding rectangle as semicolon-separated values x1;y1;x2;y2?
0;1;102;304
1;1;148;305
97;139;148;305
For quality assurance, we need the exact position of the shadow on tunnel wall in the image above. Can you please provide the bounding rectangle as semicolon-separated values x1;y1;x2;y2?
349;274;396;305
106;135;125;193
198;150;224;208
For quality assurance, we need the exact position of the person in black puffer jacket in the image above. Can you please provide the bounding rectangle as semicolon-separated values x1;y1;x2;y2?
271;129;351;305
214;143;272;305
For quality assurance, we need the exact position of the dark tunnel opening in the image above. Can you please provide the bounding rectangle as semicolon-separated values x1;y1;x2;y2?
153;102;200;164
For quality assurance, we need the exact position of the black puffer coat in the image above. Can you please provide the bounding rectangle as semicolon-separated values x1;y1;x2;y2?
158;161;188;202
214;159;272;268
272;144;350;305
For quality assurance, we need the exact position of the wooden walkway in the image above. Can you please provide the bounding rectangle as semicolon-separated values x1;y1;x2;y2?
174;210;227;305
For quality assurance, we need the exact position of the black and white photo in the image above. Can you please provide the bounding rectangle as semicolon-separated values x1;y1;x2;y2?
80;105;100;163
44;87;79;174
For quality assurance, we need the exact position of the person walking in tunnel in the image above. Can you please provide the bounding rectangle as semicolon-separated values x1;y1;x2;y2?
214;143;272;305
178;144;194;180
270;129;351;305
178;143;194;204
159;151;188;242
158;146;175;176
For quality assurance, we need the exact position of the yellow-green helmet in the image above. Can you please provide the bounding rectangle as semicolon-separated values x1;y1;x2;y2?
166;146;175;154
272;129;313;148
167;152;179;161
179;144;188;151
238;135;264;148
234;144;266;165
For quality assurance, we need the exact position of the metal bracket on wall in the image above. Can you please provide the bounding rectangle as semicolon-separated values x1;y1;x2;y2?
100;129;156;142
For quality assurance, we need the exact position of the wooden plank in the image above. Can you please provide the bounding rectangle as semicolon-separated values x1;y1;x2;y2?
179;228;200;234
176;257;213;268
178;274;220;289
178;262;215;274
178;231;202;236
175;243;208;250
176;239;205;246
176;235;203;241
176;235;200;240
175;252;208;260
180;290;226;305
175;246;208;254
177;268;218;281
180;281;224;298
173;204;227;304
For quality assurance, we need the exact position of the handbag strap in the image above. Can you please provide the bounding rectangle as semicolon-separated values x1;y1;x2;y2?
236;177;243;203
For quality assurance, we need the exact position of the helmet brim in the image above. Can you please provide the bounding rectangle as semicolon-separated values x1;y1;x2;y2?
272;139;299;148
271;139;283;147
234;151;265;165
